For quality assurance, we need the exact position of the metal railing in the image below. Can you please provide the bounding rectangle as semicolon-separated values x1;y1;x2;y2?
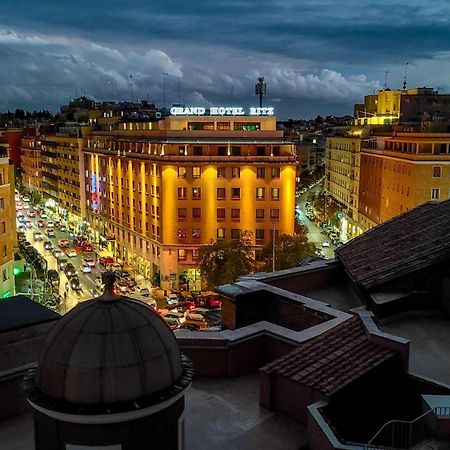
366;408;435;449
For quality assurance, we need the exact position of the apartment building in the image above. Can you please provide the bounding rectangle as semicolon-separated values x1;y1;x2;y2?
21;133;42;192
359;132;450;231
83;112;296;290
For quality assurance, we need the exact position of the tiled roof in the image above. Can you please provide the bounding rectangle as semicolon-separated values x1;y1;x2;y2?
260;316;394;396
336;200;450;289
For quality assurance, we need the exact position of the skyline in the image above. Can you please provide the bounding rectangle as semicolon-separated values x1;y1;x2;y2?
1;1;450;119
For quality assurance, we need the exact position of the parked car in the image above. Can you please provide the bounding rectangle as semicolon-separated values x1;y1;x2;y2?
52;249;65;259
46;228;55;237
59;225;67;232
36;220;44;227
40;212;48;219
66;248;77;257
322;242;330;248
80;264;91;273
205;295;222;309
99;256;114;266
165;312;186;324
43;240;54;250
57;257;68;271
82;258;95;267
46;221;55;228
33;231;43;241
74;235;88;246
115;281;129;294
25;220;32;228
183;312;208;330
18;231;26;243
114;270;130;279
27;211;36;218
83;243;94;252
163;316;182;330
165;293;179;306
64;263;77;278
17;224;26;233
140;287;150;297
58;239;70;248
17;214;25;223
70;276;83;291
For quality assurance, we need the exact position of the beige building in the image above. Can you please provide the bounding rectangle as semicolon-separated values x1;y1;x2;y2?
21;135;42;192
84;113;297;289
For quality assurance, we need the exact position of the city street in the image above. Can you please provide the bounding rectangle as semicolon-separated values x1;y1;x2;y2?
295;183;336;259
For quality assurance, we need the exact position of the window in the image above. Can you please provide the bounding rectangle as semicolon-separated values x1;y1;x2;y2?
188;122;214;131
256;187;265;199
3;245;6;257
255;229;265;240
178;187;187;199
256;146;265;156
231;187;240;199
217;122;230;131
178;228;187;240
193;167;201;178
217;228;225;240
217;188;226;200
192;187;201;199
192;228;201;239
2;269;7;282
256;209;265;220
270;209;280;220
192;208;201;220
231;146;241;156
271;188;280;200
272;146;280;156
0;222;5;234
217;167;226;178
193;146;202;156
231;229;241;239
234;122;260;131
178;249;187;260
271;167;280;179
257;167;265;178
217;208;226;220
431;188;440;200
232;167;240;178
178;146;185;156
178;167;186;178
231;208;240;220
433;166;442;178
178;208;187;220
218;146;227;156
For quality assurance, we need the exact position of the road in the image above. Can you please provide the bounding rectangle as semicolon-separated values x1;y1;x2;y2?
295;183;336;259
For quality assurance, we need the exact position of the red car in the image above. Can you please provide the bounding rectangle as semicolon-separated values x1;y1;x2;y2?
206;295;222;309
58;239;70;248
83;243;93;252
83;258;95;267
36;220;44;227
99;256;114;266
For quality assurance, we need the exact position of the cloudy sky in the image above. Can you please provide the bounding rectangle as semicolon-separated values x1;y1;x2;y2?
0;0;449;118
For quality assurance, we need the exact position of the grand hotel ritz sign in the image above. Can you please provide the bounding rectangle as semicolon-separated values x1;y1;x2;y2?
169;106;275;116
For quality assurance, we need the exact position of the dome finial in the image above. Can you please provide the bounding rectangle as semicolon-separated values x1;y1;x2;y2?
97;270;118;302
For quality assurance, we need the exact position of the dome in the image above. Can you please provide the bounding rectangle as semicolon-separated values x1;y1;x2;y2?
35;295;183;405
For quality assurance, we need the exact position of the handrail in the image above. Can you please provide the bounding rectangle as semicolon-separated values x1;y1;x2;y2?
367;408;434;448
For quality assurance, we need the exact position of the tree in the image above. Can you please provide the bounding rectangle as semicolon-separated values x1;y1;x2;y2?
261;232;318;271
196;231;255;289
309;191;339;223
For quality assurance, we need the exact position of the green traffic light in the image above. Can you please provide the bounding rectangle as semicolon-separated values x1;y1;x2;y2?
13;267;21;276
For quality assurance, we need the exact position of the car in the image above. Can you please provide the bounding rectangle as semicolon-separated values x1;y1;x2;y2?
27;211;35;218
53;249;65;259
66;248;77;257
83;243;94;252
64;263;77;278
17;224;26;233
322;242;330;248
16;204;23;210
205;295;222;309
33;231;43;241
140;287;150;297
57;257;68;271
114;270;130;279
59;225;67;232
74;236;88;246
95;276;104;288
22;241;32;248
115;281;129;294
82;258;95;267
70;276;83;291
46;221;55;228
165;312;186;324
23;202;30;210
165;293;179;306
127;278;138;289
99;256;114;266
163;316;182;330
17;214;25;223
80;264;91;273
180;300;196;311
22;196;30;202
46;228;55;237
40;213;48;219
18;231;26;243
183;313;208;330
36;220;44;227
25;220;33;228
58;239;70;248
43;240;54;250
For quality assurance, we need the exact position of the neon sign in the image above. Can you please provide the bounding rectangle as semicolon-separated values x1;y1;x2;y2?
91;173;98;212
170;106;275;116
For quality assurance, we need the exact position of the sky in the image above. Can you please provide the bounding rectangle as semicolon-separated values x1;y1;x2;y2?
0;0;450;119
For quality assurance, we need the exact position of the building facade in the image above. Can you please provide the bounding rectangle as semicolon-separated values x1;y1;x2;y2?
358;132;450;231
21;134;42;192
83;113;297;289
324;136;362;238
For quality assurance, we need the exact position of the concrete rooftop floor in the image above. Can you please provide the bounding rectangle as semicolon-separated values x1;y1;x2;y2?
0;373;307;450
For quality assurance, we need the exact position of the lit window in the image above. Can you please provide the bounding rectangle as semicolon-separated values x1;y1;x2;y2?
178;228;187;240
178;167;187;178
433;166;442;178
217;228;225;240
193;167;201;178
231;187;240;199
256;187;265;200
232;167;240;178
431;188;440;200
217;188;226;200
178;249;187;260
192;187;201;199
192;228;201;239
178;187;187;199
217;167;226;178
271;188;280;200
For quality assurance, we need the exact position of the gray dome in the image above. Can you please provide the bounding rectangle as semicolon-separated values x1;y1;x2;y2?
35;296;183;405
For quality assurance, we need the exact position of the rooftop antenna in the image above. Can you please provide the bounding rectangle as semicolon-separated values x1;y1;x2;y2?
403;62;409;91
162;72;169;108
255;76;267;108
384;71;389;90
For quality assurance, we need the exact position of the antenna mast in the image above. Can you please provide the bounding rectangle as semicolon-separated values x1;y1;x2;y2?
384;71;389;90
255;76;267;108
403;62;409;91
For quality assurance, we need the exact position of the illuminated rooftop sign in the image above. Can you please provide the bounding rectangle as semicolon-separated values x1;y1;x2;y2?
169;106;275;116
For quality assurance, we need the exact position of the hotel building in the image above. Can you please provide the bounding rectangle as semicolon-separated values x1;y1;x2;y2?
83;111;296;290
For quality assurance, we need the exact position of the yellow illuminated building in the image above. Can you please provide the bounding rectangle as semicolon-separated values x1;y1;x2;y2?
324;136;362;238
83;114;296;289
359;133;450;231
21;135;42;191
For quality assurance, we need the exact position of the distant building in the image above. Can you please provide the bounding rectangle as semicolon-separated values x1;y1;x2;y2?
20;129;42;192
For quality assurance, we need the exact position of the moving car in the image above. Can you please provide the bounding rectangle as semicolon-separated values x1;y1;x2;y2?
140;287;150;297
183;312;208;330
17;214;25;223
57;257;68;271
58;239;70;248
25;220;32;228
59;225;67;232
70;276;83;291
40;212;48;219
33;231;43;241
46;221;55;228
52;249;65;259
99;256;114;266
83;243;94;252
165;293;179;306
64;263;77;278
322;242;330;248
66;248;77;257
36;220;44;227
115;281;129;294
46;228;55;237
80;264;91;273
17;224;26;233
43;240;54;250
114;270;130;279
27;211;36;218
82;258;95;267
205;295;222;309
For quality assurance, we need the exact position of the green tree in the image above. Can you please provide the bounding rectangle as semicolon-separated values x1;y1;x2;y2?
261;231;317;271
196;231;255;289
309;191;339;223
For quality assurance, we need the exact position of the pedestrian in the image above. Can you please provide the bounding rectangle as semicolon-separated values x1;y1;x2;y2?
64;290;67;300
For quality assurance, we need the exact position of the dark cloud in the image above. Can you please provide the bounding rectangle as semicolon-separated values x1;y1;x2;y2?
0;0;449;117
